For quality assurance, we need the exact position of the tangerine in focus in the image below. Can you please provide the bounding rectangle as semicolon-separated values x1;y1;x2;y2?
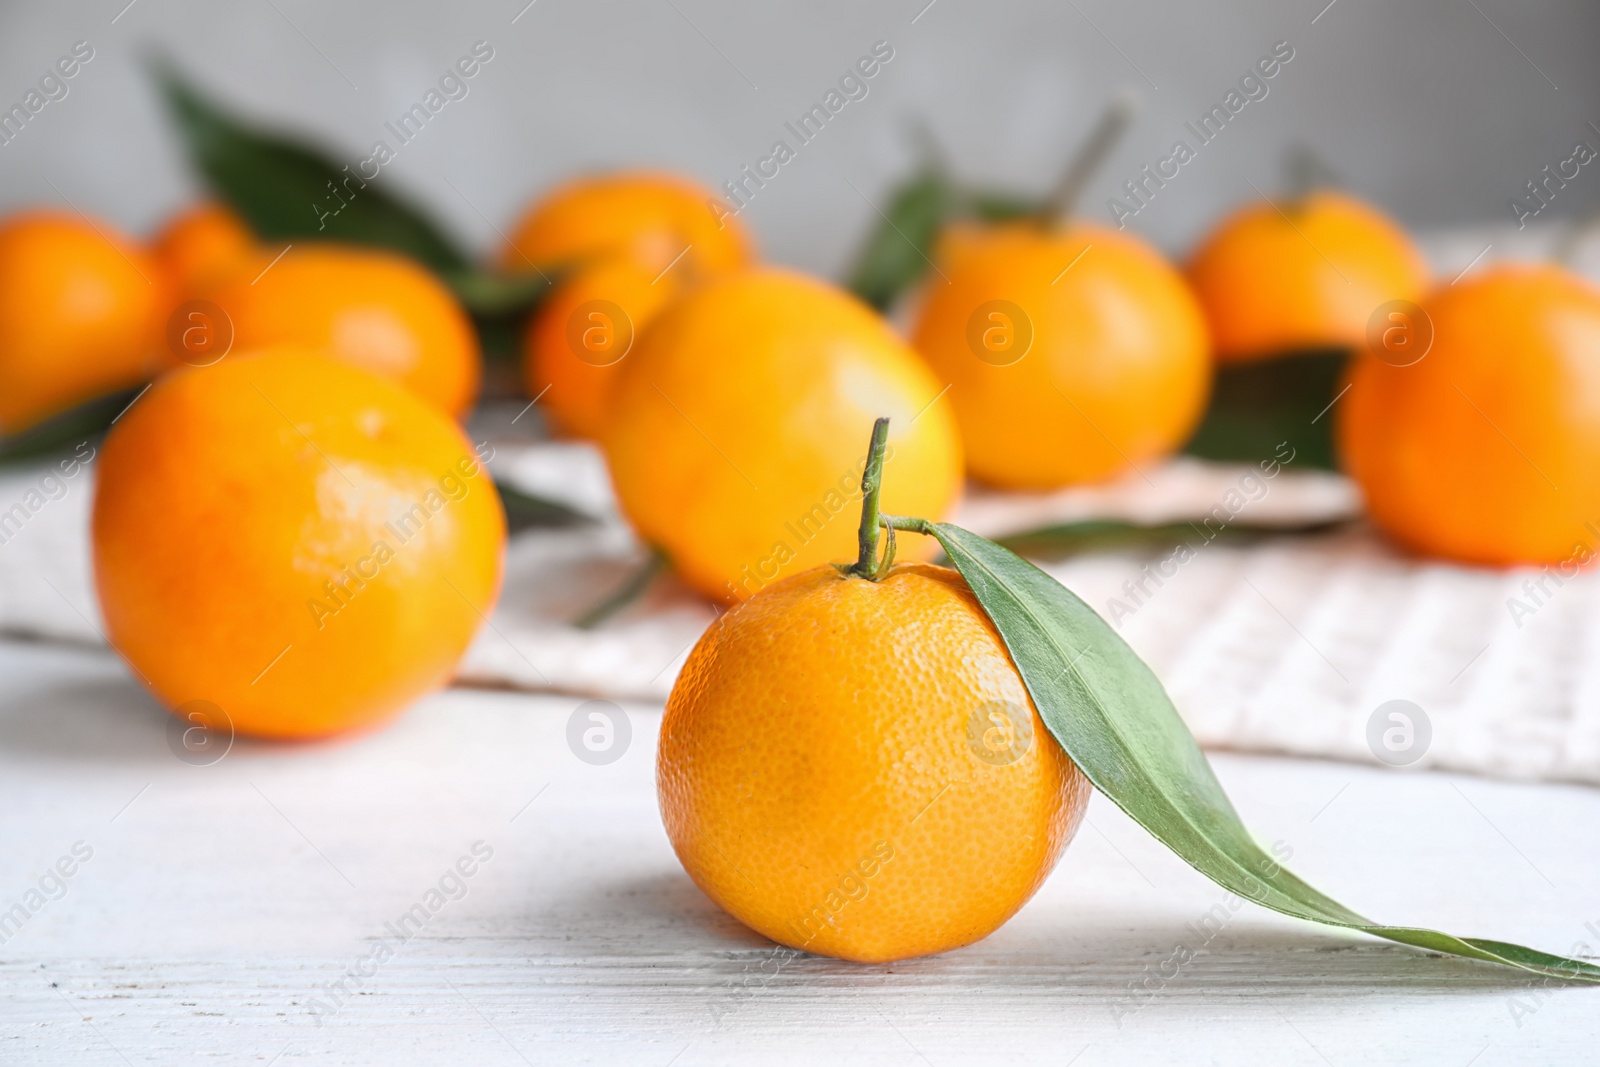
498;170;753;276
602;268;962;602
522;257;680;439
659;560;1090;962
92;347;506;739
213;244;480;417
911;222;1210;489
0;210;165;432
1188;190;1427;363
1338;264;1600;566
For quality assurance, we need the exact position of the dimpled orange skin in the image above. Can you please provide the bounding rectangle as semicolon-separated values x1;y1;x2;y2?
92;348;506;739
603;268;963;603
523;257;680;439
498;171;753;276
911;222;1210;490
0;211;166;433
214;244;480;418
1338;265;1600;566
151;202;257;298
1188;190;1428;364
659;561;1090;963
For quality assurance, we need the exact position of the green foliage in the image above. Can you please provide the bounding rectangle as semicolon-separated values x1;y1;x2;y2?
844;168;953;312
992;516;1350;562
156;61;470;277
843;164;1043;312
1183;350;1349;470
929;520;1600;984
153;61;550;336
0;389;140;465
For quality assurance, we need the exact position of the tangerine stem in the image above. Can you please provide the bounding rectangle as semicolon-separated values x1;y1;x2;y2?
1036;93;1138;227
847;417;891;580
1285;143;1338;210
882;514;934;536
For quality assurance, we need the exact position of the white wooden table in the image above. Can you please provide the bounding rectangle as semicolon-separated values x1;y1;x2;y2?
2;638;1596;1065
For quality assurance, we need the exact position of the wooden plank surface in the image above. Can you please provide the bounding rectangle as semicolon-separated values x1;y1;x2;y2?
1;639;1596;1065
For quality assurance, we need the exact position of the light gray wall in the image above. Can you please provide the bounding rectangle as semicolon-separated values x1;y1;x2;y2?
0;0;1595;274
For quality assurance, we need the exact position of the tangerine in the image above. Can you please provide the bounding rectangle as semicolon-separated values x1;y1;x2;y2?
0;210;165;432
498;170;753;276
151;202;257;298
659;559;1089;962
1338;264;1600;565
911;222;1210;489
213;244;480;417
1188;190;1427;363
602;268;962;603
92;347;505;739
522;257;680;439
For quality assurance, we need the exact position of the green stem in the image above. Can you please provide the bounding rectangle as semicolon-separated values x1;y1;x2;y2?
1035;93;1138;227
846;418;891;579
573;548;666;629
883;514;934;536
1285;144;1339;209
843;418;939;581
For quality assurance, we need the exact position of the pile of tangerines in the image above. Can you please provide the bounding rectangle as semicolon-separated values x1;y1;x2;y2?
2;172;1598;746
5;161;1600;963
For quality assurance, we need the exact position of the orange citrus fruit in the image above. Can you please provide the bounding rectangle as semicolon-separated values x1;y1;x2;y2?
498;170;753;276
911;222;1210;489
151;202;257;298
603;268;962;603
1338;264;1600;566
522;257;680;439
0;210;166;433
659;560;1090;962
213;244;480;418
92;347;505;739
1188;190;1427;363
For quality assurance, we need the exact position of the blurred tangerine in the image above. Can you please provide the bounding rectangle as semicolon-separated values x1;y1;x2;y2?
1338;264;1600;565
498;170;753;277
912;221;1210;489
0;210;165;433
213;243;480;418
1188;190;1427;363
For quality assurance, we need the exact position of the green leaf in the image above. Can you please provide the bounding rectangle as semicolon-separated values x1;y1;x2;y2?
449;270;555;318
494;479;594;534
571;548;667;629
453;270;558;368
155;61;470;277
844;167;954;311
1184;350;1348;471
0;388;139;466
926;520;1600;984
964;188;1042;223
992;516;1350;562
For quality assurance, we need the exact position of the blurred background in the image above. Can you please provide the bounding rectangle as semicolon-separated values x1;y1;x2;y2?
2;0;1597;273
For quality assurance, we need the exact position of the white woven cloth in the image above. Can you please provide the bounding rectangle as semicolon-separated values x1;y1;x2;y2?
3;439;1597;786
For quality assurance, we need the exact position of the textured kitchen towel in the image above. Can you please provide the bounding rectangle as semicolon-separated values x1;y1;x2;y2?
2;439;1597;786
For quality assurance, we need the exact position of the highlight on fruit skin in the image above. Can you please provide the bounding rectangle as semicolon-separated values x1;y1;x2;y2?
911;221;1210;490
0;209;167;434
1187;189;1428;363
1338;263;1600;566
601;267;963;603
658;422;1088;962
498;170;754;277
91;346;506;740
210;242;481;418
